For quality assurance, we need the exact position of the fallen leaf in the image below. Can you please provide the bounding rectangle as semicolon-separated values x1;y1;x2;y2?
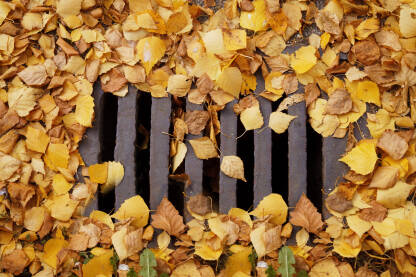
18;65;48;86
152;197;186;237
189;137;218;160
220;155;246;181
112;195;149;228
377;130;408;160
167;74;191;97
376;181;415;209
289;194;324;234
369;166;399;189
185;110;210;135
339;140;378;175
269;111;296;134
326;89;352;115
250;193;288;225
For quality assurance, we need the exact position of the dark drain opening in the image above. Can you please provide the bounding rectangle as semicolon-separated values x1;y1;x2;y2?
307;123;323;211
136;91;151;205
236;124;254;210
98;92;117;213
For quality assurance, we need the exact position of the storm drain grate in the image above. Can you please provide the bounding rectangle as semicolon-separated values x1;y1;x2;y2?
80;80;348;220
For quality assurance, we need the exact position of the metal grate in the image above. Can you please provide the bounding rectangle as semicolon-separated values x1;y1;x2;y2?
79;0;348;219
80;83;348;219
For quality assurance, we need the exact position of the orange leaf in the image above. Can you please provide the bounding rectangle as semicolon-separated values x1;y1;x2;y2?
151;197;186;237
289;194;324;234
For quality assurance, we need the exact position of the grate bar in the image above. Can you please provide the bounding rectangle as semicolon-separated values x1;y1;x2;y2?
149;96;172;210
219;101;238;213
184;101;204;218
80;83;105;214
288;97;308;207
322;136;347;217
254;79;272;205
114;85;138;209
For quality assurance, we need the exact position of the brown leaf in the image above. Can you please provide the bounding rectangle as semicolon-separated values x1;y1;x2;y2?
336;262;355;277
374;30;401;51
68;233;89;251
7;183;34;208
152;197;186;237
290;194;324;234
124;228;144;254
325;89;352;115
220;155;247;182
17;65;48;86
196;73;214;94
377;130;408;160
56;38;79;56
305;83;320;107
240;0;254;11
264;226;282;252
369;166;399;189
187;194;212;216
364;64;394;85
85;59;100;83
356;266;377;277
326;191;353;213
101;68;128;93
351;39;380;66
358;201;387;222
189;137;218;159
0;249;30;275
38;210;54;239
282;74;298;94
185;110;210;135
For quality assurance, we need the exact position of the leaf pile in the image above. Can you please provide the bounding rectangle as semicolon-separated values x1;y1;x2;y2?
0;0;415;276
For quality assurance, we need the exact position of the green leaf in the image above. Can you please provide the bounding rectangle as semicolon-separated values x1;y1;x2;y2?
297;270;308;277
139;249;157;277
80;251;94;264
266;265;277;277
127;268;138;277
277;246;296;277
159;273;169;277
248;248;258;273
110;251;119;273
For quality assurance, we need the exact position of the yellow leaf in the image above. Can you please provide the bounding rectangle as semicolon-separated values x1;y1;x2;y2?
224;29;247;51
366;109;395;138
376;181;415;209
269;111;296;134
194;234;222;260
102;161;124;193
88;163;108;184
250;224;266;257
290;46;317;74
90;210;114;230
339;140;378;175
384;232;409;250
56;0;82;17
372;217;396;237
171;260;202;277
0;1;11;25
355;80;380;106
112;195;149;228
346;215;372;238
82;249;113;277
333;238;361;258
240;104;264;131
309;258;341;277
217;67;243;98
265;72;284;97
75;95;95;127
201;29;225;54
24;207;45;232
400;6;416;38
47;193;79;221
395;219;414;236
136;36;166;74
224;246;252;277
173;141;187;173
250;193;288;225
45;143;70;170
228;208;253;227
26;126;50;153
42;238;69;268
52;173;73;195
193;54;221;80
189;137;218;160
355;18;379;40
167;74;191;97
240;0;269;32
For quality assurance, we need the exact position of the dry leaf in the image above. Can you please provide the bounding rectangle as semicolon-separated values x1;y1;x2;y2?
220;155;246;182
377;130;408;160
268;111;296;134
289;194;324;234
18;65;48;86
152;197;186;237
189;137;218;160
185;111;210;135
